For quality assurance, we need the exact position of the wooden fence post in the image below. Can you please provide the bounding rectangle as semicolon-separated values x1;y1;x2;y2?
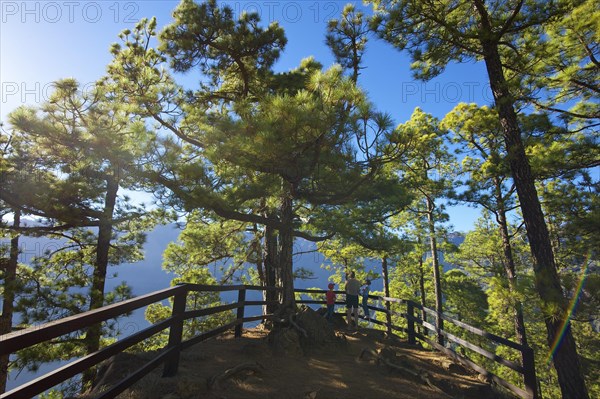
235;288;246;338
436;310;445;347
162;288;187;377
407;300;416;345
522;345;540;399
385;298;393;336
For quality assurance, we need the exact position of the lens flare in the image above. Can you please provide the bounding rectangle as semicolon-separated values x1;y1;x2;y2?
545;258;590;365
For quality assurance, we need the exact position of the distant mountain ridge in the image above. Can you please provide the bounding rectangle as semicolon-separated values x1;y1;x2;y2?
5;223;465;302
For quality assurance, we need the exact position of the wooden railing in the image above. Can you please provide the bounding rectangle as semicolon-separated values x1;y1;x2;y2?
296;289;539;399
399;298;538;399
0;284;277;399
1;286;538;399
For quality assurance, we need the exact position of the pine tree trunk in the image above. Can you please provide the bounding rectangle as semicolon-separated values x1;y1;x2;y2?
263;222;279;315
381;256;391;299
82;173;119;390
277;187;295;310
426;197;444;346
418;252;427;336
381;256;393;334
253;225;267;315
479;35;589;399
495;184;529;348
0;209;20;394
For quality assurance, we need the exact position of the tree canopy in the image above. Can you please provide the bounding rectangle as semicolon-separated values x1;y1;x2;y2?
0;1;597;397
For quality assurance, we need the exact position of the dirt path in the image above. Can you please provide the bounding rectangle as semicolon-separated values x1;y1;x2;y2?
102;327;510;399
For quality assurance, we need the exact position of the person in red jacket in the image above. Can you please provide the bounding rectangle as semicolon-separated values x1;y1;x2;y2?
325;283;336;323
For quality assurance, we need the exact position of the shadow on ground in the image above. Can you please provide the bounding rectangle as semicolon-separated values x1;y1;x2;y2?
91;313;516;399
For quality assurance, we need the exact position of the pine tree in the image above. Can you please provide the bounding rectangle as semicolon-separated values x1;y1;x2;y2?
5;79;157;391
107;0;408;312
370;1;591;396
326;4;372;83
442;104;530;349
390;108;458;345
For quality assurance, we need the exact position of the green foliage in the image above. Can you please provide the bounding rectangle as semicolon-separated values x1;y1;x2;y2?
539;175;599;266
105;0;410;309
159;0;287;97
442;103;514;208
446;211;600;398
163;211;255;284
385;108;458;336
318;239;379;286
573;321;600;399
536;174;599;397
370;0;572;83
139;211;250;350
525;0;599;122
13;230;138;367
107;4;407;232
523;113;599;180
6;79;152;223
443;269;488;324
389;254;429;302
393;108;458;201
447;215;508;278
326;4;371;82
2;78;160;392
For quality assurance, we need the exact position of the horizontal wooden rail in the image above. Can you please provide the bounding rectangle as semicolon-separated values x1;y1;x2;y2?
181;320;240;351
1;318;174;399
0;285;187;356
184;302;240;319
1;285;537;399
295;291;537;399
404;299;537;399
442;328;524;373
183;283;278;292
0;284;273;399
417;332;531;399
413;301;524;351
380;296;405;305
296;300;345;306
409;312;525;373
294;288;342;294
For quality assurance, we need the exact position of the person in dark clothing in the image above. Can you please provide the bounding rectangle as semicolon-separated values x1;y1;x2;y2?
359;279;372;327
345;271;360;329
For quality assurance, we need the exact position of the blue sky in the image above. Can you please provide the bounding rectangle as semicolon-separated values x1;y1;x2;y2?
0;0;494;232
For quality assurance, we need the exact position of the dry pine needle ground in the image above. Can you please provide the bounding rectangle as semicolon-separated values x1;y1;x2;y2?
93;327;514;399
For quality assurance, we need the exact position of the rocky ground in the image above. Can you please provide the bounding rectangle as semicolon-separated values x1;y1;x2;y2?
90;307;515;399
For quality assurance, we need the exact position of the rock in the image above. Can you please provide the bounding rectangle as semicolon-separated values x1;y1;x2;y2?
439;359;469;374
268;327;303;357
295;305;338;345
377;347;398;364
268;306;346;356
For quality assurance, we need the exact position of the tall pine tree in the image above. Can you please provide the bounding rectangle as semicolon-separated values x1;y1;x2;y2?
370;1;591;396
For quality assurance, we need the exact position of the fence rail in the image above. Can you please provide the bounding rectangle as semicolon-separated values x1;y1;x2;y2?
0;284;274;399
1;285;538;399
297;289;539;399
404;300;538;399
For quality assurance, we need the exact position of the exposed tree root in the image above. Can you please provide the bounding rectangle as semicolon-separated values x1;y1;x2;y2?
358;348;453;398
289;314;308;338
207;362;265;390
